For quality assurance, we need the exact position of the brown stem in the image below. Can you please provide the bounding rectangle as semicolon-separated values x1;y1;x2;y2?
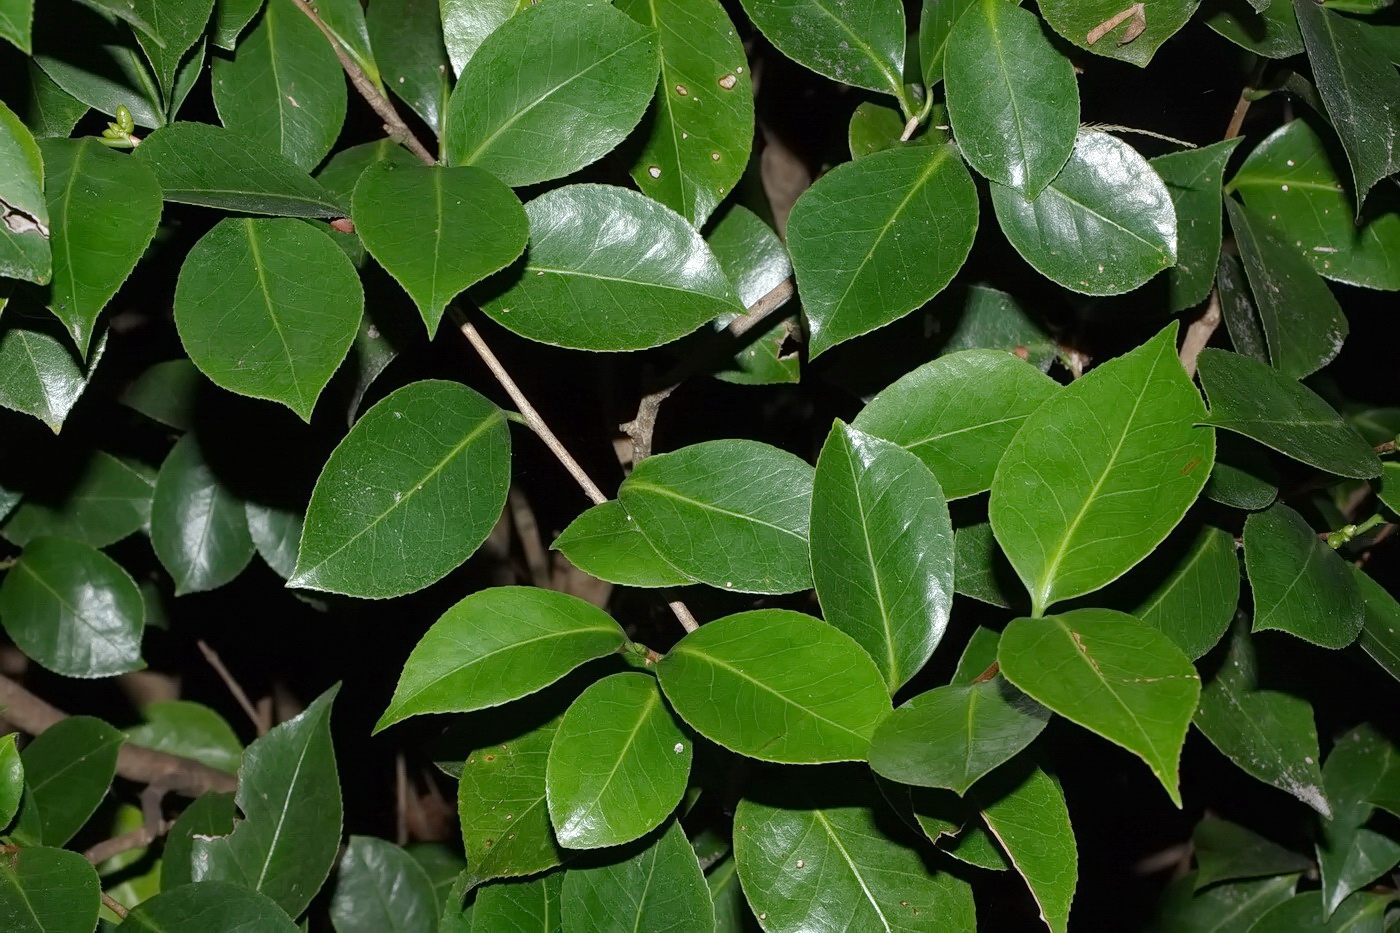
1179;288;1221;379
83;819;171;865
101;892;130;920
971;661;1000;684
1224;58;1268;142
197;640;268;736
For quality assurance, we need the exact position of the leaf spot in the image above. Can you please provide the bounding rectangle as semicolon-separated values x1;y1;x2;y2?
718;73;737;90
675;84;689;96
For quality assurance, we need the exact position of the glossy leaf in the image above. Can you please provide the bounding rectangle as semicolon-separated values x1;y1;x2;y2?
212;0;346;172
561;822;712;931
1244;503;1362;649
1252;890;1393;933
944;0;1078;197
990;130;1177;296
1224;198;1347;379
175;217;361;419
120;359;200;431
191;685;341;917
244;501;300;580
919;0;977;88
444;1;657;185
0;98;49;285
25;62;89;139
617;0;752;226
0;0;30;53
122;881;299;932
0;846;99;933
1356;565;1400;684
854;349;1059;500
478;184;741;351
310;0;376;87
553;501;693;588
736;0;905;96
212;0;264;48
1216;250;1268;366
619;439;813;595
787;144;977;357
150;434;255;596
131;0;213;102
1197;349;1380;478
353;163;527;334
439;0;525;75
124;701;242;775
1152;873;1298;931
952;626;1003;684
330;837;438;933
1130;524;1239;660
811;422;954;689
546;673;690;849
0;536;144;678
3;450;153;548
942;284;1057;372
134;122;345;217
1193;817;1311;889
13;716;122;847
1293;0;1400;207
38;138;161;356
954;522;1016;608
1151;139;1241;310
869;678;1049;793
365;0;449;134
378;587;626;730
977;763;1077;933
160;791;235;891
1315;726;1400;917
848;100;906;160
1193;625;1330;816
0;734;21;831
1203;0;1303;59
999;609;1201;805
1040;0;1200;66
0;303;105;431
292;380;510;599
704;205;798;386
471;873;563;933
657;609;891;763
1204;433;1278;511
989;325;1214;614
31;6;163;130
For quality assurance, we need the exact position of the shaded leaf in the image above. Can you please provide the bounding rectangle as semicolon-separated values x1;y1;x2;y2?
131;0;213;103
24;63;90;139
1251;890;1393;933
954;522;1016;609
704;204;798;386
0;734;21;831
32;5;163;129
0;0;31;53
212;0;264;49
365;0;450;134
150;434;254;596
1131;524;1240;660
1203;0;1303;59
848;100;915;159
123;881;299;932
736;0;905;96
125;701;241;775
977;763;1077;933
1150;872;1298;932
1193;817;1311;889
1203;433;1278;511
0;846;99;933
0;98;50;286
471;873;562;933
919;0;977;87
3;450;153;548
1317;726;1400;916
561;823;712;931
1151;139;1241;310
160;792;234;891
941;284;1057;372
330;837;438;933
552;501;693;588
0;303;106;431
13;716;122;847
1356;565;1400;684
244;501;300;580
1244;502;1363;648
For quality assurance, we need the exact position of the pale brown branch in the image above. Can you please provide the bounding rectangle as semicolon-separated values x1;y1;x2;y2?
1224;58;1268;141
1179;288;1221;379
507;487;552;589
83;818;171;865
101;892;130;920
1087;3;1145;46
197;640;268;736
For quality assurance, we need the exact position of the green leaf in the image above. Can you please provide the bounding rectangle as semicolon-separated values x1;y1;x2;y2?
1197;349;1380;478
292;380;510;598
701;204;798;386
1293;0;1400;208
561;822;712;931
377;587;626;730
125;701;241;775
1317;726;1400;916
999;609;1201;805
919;0;976;87
553;501;692;588
787;144;978;357
1232;119;1400;292
617;0;753;227
1151;873;1298;932
123;881;299;932
1204;433;1278;511
471;873;562;933
0;536;144;678
1193;624;1330;816
1251;890;1393;933
869;678;1049;793
0;0;32;53
0;846;99;933
848;100;918;159
174;217;361;419
1130;524;1240;660
477;184;742;352
1151;139;1241;310
854;349;1059;500
150;434;255;595
439;0;526;75
131;0;213;103
1192;817;1311;889
619;439;813;595
954;521;1015;608
212;0;263;49
0;98;50;286
0;734;22;831
120;359;200;431
134;122;345;217
1203;0;1303;60
191;685;341;917
1040;0;1200;66
944;0;1078;197
244;501;301;580
1356;565;1400;683
13;716;123;847
736;0;905;97
1215;250;1268;365
330;837;438;933
444;0;657;185
1244;503;1362;649
990;130;1177;296
989;325;1213;614
0;303;106;431
811;422;954;689
942;284;1057;372
365;0;450;134
160;792;234;891
977;763;1077;933
546;673;689;850
212;0;347;172
37;139;160;357
657;609;891;763
734;771;977;932
25;63;90;139
951;626;1003;684
353;163;527;334
32;6;163;129
311;0;377;87
1224;198;1347;379
3;450;153;548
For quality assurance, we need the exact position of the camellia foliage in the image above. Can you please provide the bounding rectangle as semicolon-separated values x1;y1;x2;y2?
0;0;1397;929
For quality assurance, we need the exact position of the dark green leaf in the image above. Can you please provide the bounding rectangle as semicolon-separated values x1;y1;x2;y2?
0;303;106;431
1152;139;1241;310
1356;565;1400;683
990;130;1177;296
954;522;1015;609
13;716;122;847
439;0;526;75
1204;433;1278;511
619;439;813;595
1197;349;1379;478
3;450;153;548
703;205;798;386
1216;250;1268;365
131;0;213;103
478;184;742;352
212;0;347;171
1317;726;1400;916
1040;0;1200;66
212;0;263;48
1244;502;1362;648
989;325;1213;614
942;285;1057;371
377;587;626;729
292;380;510;599
32;6;163;129
330;837;438;933
1131;524;1240;660
787;144;978;357
120;359;200;431
0;536;144;678
1203;0;1303;59
0;0;31;53
736;0;905;96
353;163;527;334
999;609;1200;805
919;0;977;87
848;100;914;159
365;0;449;134
546;673;690;849
160;792;234;891
552;501;693;588
0;98;50;286
944;0;1078;197
471;873;562;933
25;63;89;139
977;763;1077;933
134;122;345;217
311;0;376;87
1251;890;1393;933
658;609;890;763
191;685;341;917
952;626;1003;684
125;701;241;775
854;349;1059;500
561;822;712;931
444;1;657;185
123;881;299;932
0;734;21;831
1151;873;1298;932
1193;817;1311;889
0;846;99;933
150;434;255;595
244;501;300;580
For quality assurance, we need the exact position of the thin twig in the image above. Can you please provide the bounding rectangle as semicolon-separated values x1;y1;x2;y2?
1179;288;1221;379
508;487;552;589
1224;58;1268;142
84;819;171;865
395;753;409;847
668;601;699;634
101;892;130;920
197;640;268;736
